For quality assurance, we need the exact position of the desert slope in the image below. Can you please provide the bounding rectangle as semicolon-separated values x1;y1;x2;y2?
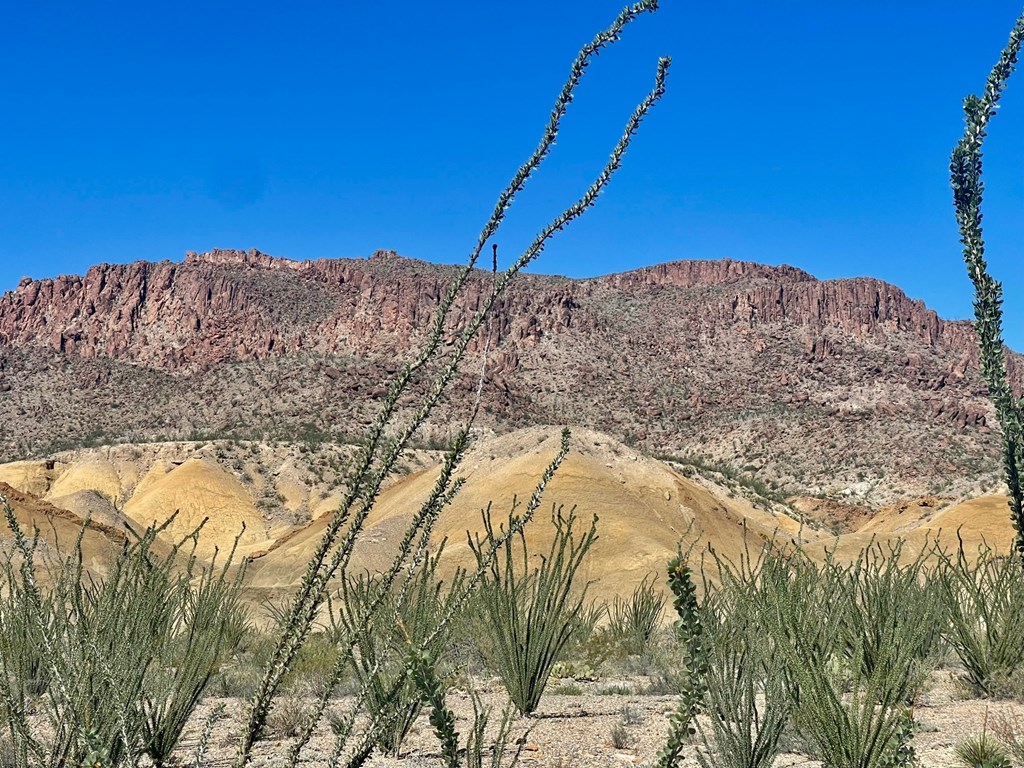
242;427;820;602
0;427;1017;601
0;482;129;577
809;494;1017;563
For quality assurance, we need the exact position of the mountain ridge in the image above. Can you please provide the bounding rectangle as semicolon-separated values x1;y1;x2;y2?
0;248;1007;369
0;248;1016;503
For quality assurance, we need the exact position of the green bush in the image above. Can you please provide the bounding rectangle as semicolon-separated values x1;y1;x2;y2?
956;732;1012;768
463;693;531;768
939;548;1024;695
608;574;666;657
470;506;598;715
696;568;791;768
657;552;708;768
745;549;926;768
141;555;249;767
840;544;943;702
0;496;245;768
330;549;464;755
655;544;936;768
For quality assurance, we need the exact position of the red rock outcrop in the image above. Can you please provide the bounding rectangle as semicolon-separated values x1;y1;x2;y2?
0;249;598;368
0;250;1009;379
0;248;1017;502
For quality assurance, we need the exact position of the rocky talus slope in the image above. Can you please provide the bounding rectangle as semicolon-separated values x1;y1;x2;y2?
0;248;1017;502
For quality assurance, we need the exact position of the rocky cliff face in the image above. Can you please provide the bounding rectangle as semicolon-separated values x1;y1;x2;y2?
0;249;590;369
0;248;1014;502
0;250;998;370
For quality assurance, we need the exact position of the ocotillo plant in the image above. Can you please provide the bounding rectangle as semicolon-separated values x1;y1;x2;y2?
0;496;246;768
469;504;599;716
657;552;708;768
234;3;671;766
950;8;1024;561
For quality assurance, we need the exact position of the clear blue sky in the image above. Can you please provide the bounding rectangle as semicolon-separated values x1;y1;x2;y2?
2;2;1022;347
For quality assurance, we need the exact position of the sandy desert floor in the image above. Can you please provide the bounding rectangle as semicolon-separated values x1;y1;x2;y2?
177;670;1024;768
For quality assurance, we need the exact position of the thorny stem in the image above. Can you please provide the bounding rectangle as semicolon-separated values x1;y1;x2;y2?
950;9;1024;562
236;5;669;763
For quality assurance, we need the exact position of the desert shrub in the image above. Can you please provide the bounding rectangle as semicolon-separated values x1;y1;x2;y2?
746;548;847;712
267;696;307;740
610;720;632;750
663;545;929;768
0;555;56;705
695;568;792;768
281;631;347;697
992;710;1024;765
839;544;943;702
213;623;343;703
956;731;1012;768
330;549;464;755
608;574;665;657
634;627;689;694
768;550;926;768
193;703;227;768
939;548;1024;695
550;620;618;680
989;671;1024;703
657;552;709;768
0;497;244;768
470;506;599;715
696;629;791;768
213;651;268;700
210;624;281;700
463;694;531;768
141;555;249;767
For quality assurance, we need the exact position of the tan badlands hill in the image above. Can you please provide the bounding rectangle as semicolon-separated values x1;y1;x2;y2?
241;428;1019;600
0;248;1020;505
241;427;820;603
804;494;1017;564
0;482;129;578
0;427;1015;605
0;428;818;599
0;438;438;558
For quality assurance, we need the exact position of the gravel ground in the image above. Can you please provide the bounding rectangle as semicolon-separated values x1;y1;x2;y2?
173;671;1024;768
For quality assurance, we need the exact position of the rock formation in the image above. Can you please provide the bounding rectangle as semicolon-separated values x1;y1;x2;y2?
0;248;1015;502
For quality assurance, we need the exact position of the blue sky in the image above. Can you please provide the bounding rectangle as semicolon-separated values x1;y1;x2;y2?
2;2;1023;347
